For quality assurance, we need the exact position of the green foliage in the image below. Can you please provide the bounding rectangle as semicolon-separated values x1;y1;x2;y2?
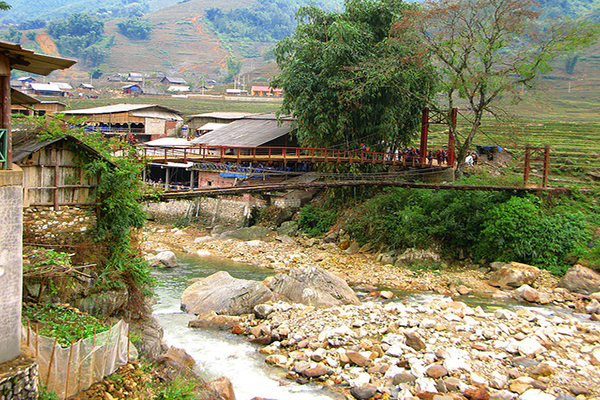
18;19;45;30
0;1;9;11
273;0;437;150
4;26;21;42
38;386;59;400
298;204;339;236
22;303;109;347
156;377;196;400
475;196;590;274
343;189;595;275
117;17;152;40
47;13;112;66
223;56;242;83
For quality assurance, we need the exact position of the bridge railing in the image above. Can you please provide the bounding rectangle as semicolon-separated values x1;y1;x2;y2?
139;144;443;166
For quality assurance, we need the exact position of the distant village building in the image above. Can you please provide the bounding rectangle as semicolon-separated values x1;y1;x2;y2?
225;88;246;96
26;83;66;96
250;85;283;97
161;76;187;85
11;100;66;116
186;112;255;133
107;74;122;82
167;85;190;93
49;82;73;93
61;103;183;142
127;72;143;82
122;83;142;95
79;83;95;90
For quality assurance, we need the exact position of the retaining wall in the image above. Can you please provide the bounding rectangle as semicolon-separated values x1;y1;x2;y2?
23;206;95;245
0;355;38;400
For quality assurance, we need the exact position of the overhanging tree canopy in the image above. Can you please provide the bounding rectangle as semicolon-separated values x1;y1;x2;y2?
417;0;598;172
273;0;438;151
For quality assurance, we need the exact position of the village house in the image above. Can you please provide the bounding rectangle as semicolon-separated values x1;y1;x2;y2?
250;85;283;97
11;100;66;116
26;82;66;97
127;72;143;82
122;83;142;95
61;103;184;142
160;76;187;85
186;111;256;134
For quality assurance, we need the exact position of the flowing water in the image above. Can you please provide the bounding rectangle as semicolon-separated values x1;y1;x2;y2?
152;253;344;400
152;252;592;400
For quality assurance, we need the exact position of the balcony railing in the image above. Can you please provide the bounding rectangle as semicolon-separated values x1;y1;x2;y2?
0;129;7;170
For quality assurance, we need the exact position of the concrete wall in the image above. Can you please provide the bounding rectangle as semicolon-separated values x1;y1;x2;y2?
0;168;23;364
23;206;95;245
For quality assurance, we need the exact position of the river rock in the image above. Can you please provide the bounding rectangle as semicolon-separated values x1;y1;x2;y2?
149;250;178;268
350;385;378;400
206;376;236;400
557;264;600;295
517;337;545;357
488;262;540;288
277;221;299;237
224;226;271;241
188;311;241;330
75;287;128;318
514;285;540;303
254;304;274;319
181;271;274;315
270;266;360;308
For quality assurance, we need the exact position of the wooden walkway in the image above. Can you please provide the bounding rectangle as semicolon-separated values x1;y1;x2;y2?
150;179;570;201
141;144;446;167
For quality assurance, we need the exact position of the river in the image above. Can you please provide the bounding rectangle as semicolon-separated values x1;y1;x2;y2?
151;253;345;400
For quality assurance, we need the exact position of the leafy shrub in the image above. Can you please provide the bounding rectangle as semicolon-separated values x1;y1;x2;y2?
298;204;338;237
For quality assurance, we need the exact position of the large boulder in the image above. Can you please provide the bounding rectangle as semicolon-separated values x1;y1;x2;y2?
149;251;178;268
270;266;360;308
223;226;271;241
181;271;274;315
488;262;540;288
558;265;600;295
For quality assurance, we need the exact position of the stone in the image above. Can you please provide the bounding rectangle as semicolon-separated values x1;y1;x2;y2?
554;394;576;400
404;331;427;351
303;363;330;378
517;338;545;357
591;348;600;366
569;384;589;395
518;389;555;400
188;312;241;330
75;288;128;318
347;351;370;367
490;391;517;400
515;285;540;303
509;377;534;394
512;357;539;368
254;304;274;319
558;265;600;295
380;290;395;299
224;226;271;241
265;355;288;366
528;363;553;378
277;221;299;237
206;376;236;400
426;365;448;379
488;262;540;288
181;271;274;315
491;261;507;271
464;387;489;400
149;251;178;268
160;346;195;368
393;372;417;385
270;266;360;308
490;371;508;389
350;385;378;400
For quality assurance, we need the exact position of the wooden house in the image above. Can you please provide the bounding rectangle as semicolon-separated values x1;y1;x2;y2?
61;103;183;142
11;100;66;116
122;83;142;95
161;77;187;85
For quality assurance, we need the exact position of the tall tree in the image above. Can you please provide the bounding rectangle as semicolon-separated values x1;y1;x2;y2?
0;2;10;11
273;0;437;150
417;0;598;173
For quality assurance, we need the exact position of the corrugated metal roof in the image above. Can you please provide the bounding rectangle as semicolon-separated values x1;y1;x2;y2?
190;118;293;147
131;108;183;121
30;83;62;92
144;138;192;147
12;134;115;167
187;112;256;120
0;40;76;75
197;122;228;131
62;103;182;116
50;82;73;90
11;88;39;105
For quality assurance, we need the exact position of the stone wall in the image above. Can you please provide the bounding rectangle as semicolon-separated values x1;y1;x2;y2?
0;356;38;400
144;196;266;227
0;168;23;364
23;206;96;245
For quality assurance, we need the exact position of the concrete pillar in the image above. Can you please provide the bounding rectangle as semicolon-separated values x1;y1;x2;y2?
0;167;23;363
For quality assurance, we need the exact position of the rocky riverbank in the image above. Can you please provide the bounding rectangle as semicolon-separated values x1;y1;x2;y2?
141;223;600;400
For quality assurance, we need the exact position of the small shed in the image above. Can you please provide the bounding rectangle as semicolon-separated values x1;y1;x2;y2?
79;83;95;90
12;133;111;209
122;84;142;95
11;100;66;116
